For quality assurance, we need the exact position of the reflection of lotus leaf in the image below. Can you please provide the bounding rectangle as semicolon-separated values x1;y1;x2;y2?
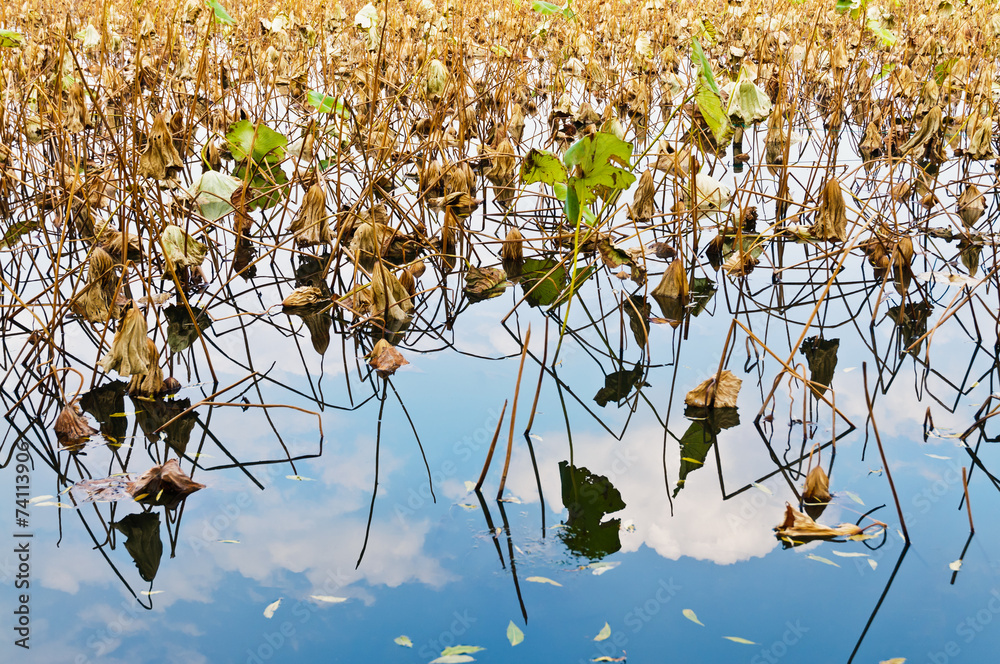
133;398;198;456
558;462;626;561
594;364;647;407
799;337;839;397
674;406;739;497
79;380;129;443
113;512;163;582
165;304;213;353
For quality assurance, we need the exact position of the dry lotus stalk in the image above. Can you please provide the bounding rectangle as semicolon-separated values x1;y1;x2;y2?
367;338;409;377
627;169;656;222
775;503;876;541
289;183;332;247
684;370;742;408
99;303;152;376
128;459;206;508
55;401;98;445
957;184;985;227
128;338;165;396
651;259;688;300
138;112;183;180
811;178;848;242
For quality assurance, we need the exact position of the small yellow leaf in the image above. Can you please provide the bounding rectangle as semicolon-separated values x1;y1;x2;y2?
724;636;757;645
395;635;413;648
806;554;840;567
526;576;562;586
263;598;282;618
683;609;705;626
594;622;611;641
217;539;241;544
286;475;315;481
949;559;962;572
310;595;348;603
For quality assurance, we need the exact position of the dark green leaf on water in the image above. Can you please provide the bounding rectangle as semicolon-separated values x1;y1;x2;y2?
165;304;213;353
234;161;289;211
464;266;508;302
519;258;567;307
521;148;567;187
0;29;23;48
674;406;739;497
112;512;163;582
205;0;235;25
597;237;632;269
594;364;647;407
688;277;717;317
558;461;626;560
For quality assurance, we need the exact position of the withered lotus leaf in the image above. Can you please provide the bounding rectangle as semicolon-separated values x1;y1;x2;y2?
54;401;98;445
128;338;166;396
160;224;207;269
128;458;206;508
811;177;847;242
138;112;183;180
367;338;409;377
99;303;152;377
774;503;868;541
290;183;333;247
684;370;742;409
281;286;328;310
957;184;985;228
802;465;831;505
651;259;688;300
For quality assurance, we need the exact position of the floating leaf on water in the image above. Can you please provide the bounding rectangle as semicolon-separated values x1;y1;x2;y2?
458;503;477;510
440;645;485;656
310;595;348;604
868;559;879;571
806;554;840;567
775;503;875;543
286;475;315;481
844;491;865;506
263;598;282;618
525;576;562;586
723;636;757;645
128;459;205;508
506;620;524;646
140;590;164;595
588;561;620;575
683;609;705;626
28;495;54;504
925;454;951;460
366;339;409;377
429;657;475;664
831;551;869;558
217;540;240;544
464;266;508;302
464;481;476;493
879;659;906;664
751;482;772;495
684;371;742;408
394;635;413;648
594;622;611;641
949;560;963;572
